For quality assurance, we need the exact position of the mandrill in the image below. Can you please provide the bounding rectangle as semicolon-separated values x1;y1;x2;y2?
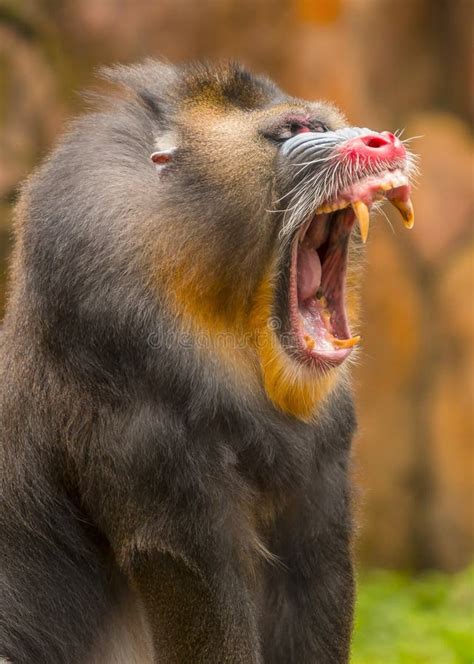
0;61;415;664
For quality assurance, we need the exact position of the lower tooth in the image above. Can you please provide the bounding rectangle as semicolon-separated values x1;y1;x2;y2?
332;335;361;349
322;311;334;335
304;334;315;351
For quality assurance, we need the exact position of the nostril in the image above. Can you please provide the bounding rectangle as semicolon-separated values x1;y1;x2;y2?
339;128;405;162
360;134;390;149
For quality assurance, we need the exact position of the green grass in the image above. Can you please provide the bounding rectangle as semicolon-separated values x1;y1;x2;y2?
352;565;474;664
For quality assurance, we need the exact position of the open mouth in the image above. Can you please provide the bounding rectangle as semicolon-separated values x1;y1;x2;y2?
287;169;414;369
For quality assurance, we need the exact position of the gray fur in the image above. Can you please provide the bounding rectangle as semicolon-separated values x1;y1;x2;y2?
1;61;357;663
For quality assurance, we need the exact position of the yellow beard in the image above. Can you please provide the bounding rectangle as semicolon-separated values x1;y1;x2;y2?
154;244;359;420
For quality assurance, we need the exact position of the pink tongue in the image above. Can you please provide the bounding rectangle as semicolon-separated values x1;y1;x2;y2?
297;246;322;300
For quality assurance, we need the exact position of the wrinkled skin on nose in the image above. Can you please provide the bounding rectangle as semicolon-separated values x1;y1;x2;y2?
279;126;406;166
338;130;406;164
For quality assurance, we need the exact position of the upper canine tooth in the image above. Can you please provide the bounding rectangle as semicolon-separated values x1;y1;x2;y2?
389;197;415;229
352;201;370;243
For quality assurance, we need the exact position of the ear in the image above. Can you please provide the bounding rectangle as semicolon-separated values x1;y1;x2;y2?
150;148;176;172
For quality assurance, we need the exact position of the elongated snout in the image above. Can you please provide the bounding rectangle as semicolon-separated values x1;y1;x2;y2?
278;126;406;167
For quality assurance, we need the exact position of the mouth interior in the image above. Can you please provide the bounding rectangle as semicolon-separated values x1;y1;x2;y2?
293;208;355;361
287;169;412;367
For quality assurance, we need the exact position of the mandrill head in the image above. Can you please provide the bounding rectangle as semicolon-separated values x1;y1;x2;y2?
14;61;416;420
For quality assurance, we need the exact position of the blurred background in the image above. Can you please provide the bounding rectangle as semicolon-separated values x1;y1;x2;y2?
0;0;472;661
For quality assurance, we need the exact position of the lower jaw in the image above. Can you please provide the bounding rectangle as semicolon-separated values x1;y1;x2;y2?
256;327;343;420
249;262;348;421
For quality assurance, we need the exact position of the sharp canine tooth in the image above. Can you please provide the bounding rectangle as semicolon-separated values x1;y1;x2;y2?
352;201;370;243
333;335;361;349
389;197;415;229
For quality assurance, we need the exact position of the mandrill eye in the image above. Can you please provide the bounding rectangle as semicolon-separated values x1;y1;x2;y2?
289;122;310;135
288;121;328;137
310;121;329;133
263;118;329;143
289;121;328;135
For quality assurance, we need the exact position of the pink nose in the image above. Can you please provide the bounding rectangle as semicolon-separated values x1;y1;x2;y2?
340;131;405;162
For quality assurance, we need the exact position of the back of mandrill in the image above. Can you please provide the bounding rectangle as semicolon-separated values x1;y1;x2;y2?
0;61;416;664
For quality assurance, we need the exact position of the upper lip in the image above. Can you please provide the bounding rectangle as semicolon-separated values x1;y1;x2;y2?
315;169;414;241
